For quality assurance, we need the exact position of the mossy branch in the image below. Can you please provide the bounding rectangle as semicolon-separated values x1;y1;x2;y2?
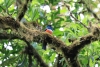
0;16;100;67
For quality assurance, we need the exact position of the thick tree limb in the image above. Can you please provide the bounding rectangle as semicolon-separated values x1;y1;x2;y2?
0;32;48;67
61;25;100;67
0;16;100;67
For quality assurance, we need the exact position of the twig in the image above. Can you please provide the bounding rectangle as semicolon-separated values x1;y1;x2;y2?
25;41;49;67
81;0;100;21
63;1;89;29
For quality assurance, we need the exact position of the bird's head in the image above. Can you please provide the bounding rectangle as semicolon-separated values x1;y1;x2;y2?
46;25;53;30
45;25;53;34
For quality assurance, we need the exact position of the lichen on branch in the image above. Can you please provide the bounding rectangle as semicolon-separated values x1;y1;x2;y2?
1;16;100;67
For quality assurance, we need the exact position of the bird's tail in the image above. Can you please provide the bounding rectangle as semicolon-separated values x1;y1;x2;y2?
42;41;47;50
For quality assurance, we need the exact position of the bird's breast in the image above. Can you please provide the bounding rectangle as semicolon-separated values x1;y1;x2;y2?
45;29;53;34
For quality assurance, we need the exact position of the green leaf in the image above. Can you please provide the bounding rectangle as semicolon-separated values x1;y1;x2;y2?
1;56;18;66
53;29;63;36
37;0;44;4
4;0;14;8
66;16;72;22
16;54;27;67
49;0;60;5
32;7;39;21
50;53;56;62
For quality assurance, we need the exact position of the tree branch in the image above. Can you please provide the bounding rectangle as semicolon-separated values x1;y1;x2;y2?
62;1;89;29
17;0;31;21
25;42;49;67
61;25;100;67
1;16;100;67
28;55;32;67
81;0;100;21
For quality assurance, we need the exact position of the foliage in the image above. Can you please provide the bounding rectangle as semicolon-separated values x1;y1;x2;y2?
0;0;100;67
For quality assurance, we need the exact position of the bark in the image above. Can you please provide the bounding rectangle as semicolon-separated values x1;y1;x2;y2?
0;16;100;67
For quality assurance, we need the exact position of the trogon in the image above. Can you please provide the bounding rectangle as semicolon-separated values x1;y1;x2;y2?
42;25;53;50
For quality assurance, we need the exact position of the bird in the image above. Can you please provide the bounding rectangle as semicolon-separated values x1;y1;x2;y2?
42;25;53;50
